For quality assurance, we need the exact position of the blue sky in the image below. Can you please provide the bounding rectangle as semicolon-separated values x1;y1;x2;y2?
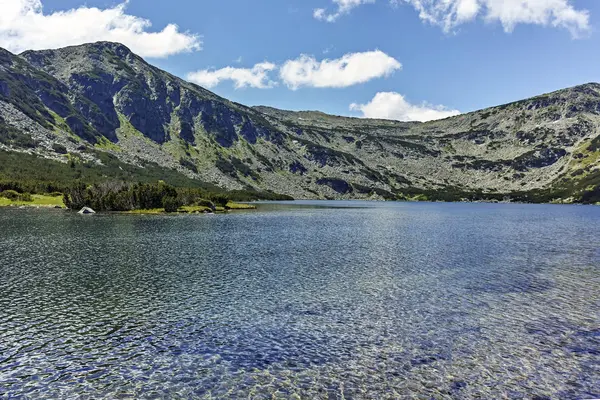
1;0;599;120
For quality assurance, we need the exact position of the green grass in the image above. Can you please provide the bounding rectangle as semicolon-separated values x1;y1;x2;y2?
179;205;214;213
124;207;212;214
226;201;256;210
48;110;78;139
95;137;122;152
180;202;255;212
123;208;165;215
123;202;255;215
116;113;146;139
0;194;64;207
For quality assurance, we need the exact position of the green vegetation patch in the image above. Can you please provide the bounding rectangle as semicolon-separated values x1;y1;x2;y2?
95;137;121;151
63;181;263;213
225;202;256;210
52;143;68;154
216;156;260;180
179;157;198;173
0;149;221;194
0;120;37;149
587;135;600;152
0;192;64;207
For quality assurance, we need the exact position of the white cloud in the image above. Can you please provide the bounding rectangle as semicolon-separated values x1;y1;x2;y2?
0;0;201;58
483;0;589;36
280;50;401;89
187;50;399;90
350;92;461;122
187;62;277;89
315;0;590;36
314;0;375;22
403;0;590;36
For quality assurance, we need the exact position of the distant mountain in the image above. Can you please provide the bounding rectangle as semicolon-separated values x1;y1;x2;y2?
1;41;600;202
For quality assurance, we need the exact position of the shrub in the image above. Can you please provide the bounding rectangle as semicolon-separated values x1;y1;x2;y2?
0;190;32;202
162;195;181;213
19;192;33;202
196;199;216;210
0;190;20;200
0;122;37;148
52;144;68;154
210;194;229;207
179;157;198;173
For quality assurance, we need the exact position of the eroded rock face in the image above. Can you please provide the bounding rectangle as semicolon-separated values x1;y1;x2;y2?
0;81;9;97
317;178;353;194
198;101;241;147
115;84;171;143
20;43;295;150
289;161;308;175
512;148;568;171
21;43;227;145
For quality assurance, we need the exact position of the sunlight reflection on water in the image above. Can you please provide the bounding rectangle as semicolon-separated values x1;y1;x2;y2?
0;202;599;398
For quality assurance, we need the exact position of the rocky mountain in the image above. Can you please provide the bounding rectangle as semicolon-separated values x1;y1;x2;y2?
1;41;600;202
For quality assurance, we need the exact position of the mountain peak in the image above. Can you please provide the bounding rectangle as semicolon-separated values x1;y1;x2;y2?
20;41;144;87
20;41;139;78
74;41;135;59
88;41;133;52
21;41;133;57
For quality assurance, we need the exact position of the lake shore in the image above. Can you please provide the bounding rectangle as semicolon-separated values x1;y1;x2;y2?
0;195;256;213
3;195;600;212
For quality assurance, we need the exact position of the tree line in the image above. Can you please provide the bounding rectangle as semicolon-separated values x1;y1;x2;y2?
61;181;292;212
63;181;232;212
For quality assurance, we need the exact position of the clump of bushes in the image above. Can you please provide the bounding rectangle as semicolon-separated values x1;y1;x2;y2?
1;190;20;200
588;136;600;152
62;180;292;213
63;181;232;213
209;194;229;207
52;143;68;154
162;195;181;213
0;122;37;148
196;199;216;211
64;181;179;212
19;192;33;202
0;190;33;202
179;157;198;173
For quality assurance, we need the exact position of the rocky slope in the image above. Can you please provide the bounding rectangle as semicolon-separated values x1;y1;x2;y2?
1;41;600;202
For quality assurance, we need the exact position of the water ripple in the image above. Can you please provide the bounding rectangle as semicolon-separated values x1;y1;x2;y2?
0;203;599;399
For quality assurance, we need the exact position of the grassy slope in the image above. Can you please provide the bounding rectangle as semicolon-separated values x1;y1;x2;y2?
0;149;293;202
0;148;227;195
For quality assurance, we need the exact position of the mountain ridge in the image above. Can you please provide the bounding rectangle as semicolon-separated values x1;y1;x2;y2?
253;82;600;122
1;41;600;203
